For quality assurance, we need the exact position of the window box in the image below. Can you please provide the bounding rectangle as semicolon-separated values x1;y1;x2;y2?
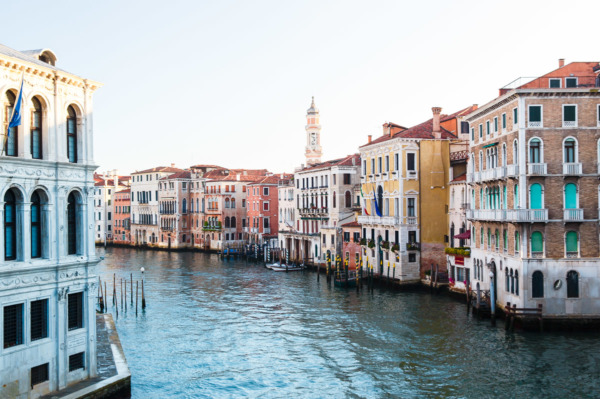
445;247;470;257
406;242;421;251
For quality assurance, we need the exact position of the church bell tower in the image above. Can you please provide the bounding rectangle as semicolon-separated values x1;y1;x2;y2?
305;97;323;166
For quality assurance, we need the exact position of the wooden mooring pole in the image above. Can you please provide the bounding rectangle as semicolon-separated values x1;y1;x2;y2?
136;281;139;316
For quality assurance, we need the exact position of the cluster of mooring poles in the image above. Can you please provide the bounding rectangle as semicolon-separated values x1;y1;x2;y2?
97;267;147;318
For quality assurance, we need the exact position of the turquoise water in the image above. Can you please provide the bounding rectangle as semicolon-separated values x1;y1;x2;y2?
96;248;600;398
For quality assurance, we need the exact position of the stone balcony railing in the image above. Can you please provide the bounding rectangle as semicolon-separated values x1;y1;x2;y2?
528;163;547;175
468;208;548;222
356;215;417;226
564;209;583;221
563;163;582;175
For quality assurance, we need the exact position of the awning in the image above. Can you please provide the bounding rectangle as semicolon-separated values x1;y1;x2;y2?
454;230;471;239
483;142;498;148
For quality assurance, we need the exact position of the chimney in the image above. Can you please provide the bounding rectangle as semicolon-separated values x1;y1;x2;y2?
236;173;240;181
171;163;175;168
432;107;442;139
368;135;372;144
559;58;565;68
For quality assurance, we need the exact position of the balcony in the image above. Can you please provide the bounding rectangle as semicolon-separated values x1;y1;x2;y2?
263;228;271;234
527;163;547;175
406;242;420;251
506;164;519;177
405;216;417;225
564;209;583;221
469;209;506;221
562;120;577;128
528;121;542;128
563;163;582;175
506;208;548;222
357;215;398;226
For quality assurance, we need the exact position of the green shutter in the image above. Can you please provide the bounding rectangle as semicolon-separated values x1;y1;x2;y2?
566;231;578;252
515;232;520;251
563;105;576;122
530;183;542;209
502;113;506;128
529;106;541;122
514;184;518;209
514;108;518;124
531;231;543;252
565;183;577;209
504;230;508;250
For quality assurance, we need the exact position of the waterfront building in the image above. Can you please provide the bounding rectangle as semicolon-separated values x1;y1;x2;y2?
130;165;183;246
277;177;296;251
0;44;101;396
466;60;600;317
158;170;192;249
358;106;476;283
93;170;128;245
246;174;292;247
113;189;131;245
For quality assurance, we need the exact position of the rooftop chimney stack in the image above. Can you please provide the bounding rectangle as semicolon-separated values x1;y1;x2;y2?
368;135;372;144
171;163;175;168
432;107;442;139
559;58;565;68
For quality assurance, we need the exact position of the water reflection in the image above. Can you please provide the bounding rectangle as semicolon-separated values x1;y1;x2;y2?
97;248;600;398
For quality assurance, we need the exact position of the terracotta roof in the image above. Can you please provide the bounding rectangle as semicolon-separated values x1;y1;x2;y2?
116;189;131;194
299;154;360;172
441;105;479;122
190;164;223;169
248;174;293;186
208;175;266;183
451;173;467;183
132;166;185;175
161;171;192;180
342;221;361;228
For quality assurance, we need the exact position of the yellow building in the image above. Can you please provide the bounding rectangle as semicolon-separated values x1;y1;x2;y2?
358;107;475;281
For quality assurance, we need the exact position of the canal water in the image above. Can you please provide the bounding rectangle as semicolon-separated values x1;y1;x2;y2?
96;248;600;398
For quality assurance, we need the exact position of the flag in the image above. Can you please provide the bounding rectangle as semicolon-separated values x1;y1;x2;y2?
360;185;369;215
8;75;24;134
373;191;382;217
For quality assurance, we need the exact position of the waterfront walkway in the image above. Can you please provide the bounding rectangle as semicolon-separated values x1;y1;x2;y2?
42;314;130;399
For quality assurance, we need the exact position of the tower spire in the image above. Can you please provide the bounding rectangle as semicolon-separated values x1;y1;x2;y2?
305;97;322;166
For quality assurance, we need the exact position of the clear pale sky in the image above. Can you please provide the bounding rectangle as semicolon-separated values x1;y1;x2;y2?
1;0;598;175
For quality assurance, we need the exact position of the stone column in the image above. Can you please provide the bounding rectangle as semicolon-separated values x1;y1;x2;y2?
42;204;54;260
20;202;32;262
56;287;68;389
0;204;4;260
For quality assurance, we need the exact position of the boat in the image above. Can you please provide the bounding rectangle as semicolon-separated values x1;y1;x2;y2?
334;270;360;288
270;264;304;272
265;262;281;269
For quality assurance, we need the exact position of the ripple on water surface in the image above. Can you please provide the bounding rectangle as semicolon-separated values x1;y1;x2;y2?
98;248;600;398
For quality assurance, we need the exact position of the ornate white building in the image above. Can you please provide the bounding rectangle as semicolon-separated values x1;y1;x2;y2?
0;44;102;397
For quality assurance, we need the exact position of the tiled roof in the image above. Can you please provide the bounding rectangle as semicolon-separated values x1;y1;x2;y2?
441;105;479;122
451;173;467;183
116;189;131;194
161;171;192;180
132;166;185;175
342;221;361;228
248;174;293;186
299;154;360;172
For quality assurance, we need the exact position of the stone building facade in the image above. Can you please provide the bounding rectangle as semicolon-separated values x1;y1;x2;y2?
0;44;101;397
466;60;600;316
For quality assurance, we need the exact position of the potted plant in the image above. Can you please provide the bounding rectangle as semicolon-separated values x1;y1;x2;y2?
391;243;399;252
381;241;390;250
368;239;375;249
360;238;367;246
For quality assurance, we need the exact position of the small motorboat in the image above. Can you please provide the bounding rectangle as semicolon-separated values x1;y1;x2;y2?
265;262;281;269
270;264;304;272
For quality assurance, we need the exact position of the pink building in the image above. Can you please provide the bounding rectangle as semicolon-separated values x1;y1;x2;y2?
246;174;292;246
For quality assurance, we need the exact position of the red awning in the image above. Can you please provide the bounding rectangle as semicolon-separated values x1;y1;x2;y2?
454;230;471;239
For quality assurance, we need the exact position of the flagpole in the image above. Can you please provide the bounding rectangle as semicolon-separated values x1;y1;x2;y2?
2;71;25;157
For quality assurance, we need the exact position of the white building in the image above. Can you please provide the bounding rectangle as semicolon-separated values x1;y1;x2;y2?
0;44;101;397
93;170;128;245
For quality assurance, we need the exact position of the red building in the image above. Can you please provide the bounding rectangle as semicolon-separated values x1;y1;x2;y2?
341;221;362;270
113;189;131;244
246;174;292;246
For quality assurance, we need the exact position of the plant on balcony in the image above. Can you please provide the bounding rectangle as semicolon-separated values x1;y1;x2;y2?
381;241;390;250
444;247;471;257
391;243;399;252
406;242;420;251
367;239;375;249
217;221;222;229
360;238;367;246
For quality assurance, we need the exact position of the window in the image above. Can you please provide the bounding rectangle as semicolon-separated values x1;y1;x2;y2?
501;113;506;131
69;352;85;372
263;202;269;211
503;229;508;252
531;231;543;255
598;105;600;127
394;153;399;170
371;158;375;174
377;157;382;173
343;174;351;184
31;363;49;388
486;120;490;135
528;105;542;127
4;189;17;260
67;105;78;163
530;183;543;209
31;299;48;341
513;107;518;125
344;232;350;242
470;127;474;141
549;78;561;88
333;192;336;208
564;183;577;209
345;191;351;208
532;270;544;298
529;138;542;163
4;91;18;156
563;138;577;164
407;153;416;172
408;253;416;262
3;303;23;348
567;270;579;298
263;218;269;229
67;192;78;255
514;184;519;209
563;105;577;127
385;156;389;172
31;97;43;159
566;231;578;256
407;198;415;217
68;292;83;330
182;199;187;213
478;123;483;138
565;77;578;88
362;160;366;175
263;187;269;196
494;117;498;133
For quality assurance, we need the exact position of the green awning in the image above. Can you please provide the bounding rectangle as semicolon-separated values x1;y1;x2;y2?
483;142;498;148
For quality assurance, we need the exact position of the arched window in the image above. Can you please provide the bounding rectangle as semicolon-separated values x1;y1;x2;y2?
231;198;236;208
505;268;510;291
4;91;18;156
513;139;518;164
67;192;78;255
333;191;337;208
563;138;576;163
566;231;578;257
182;198;187;214
495;229;499;251
231;217;236;228
567;270;579;298
513;184;519;209
529;138;541;163
510;269;514;294
377;186;383;213
532;271;544;298
224;198;230;208
31;191;42;258
224;217;230;228
345;191;351;208
531;231;543;256
479;151;483;171
564;183;577;209
31;97;43;159
515;231;520;253
67;106;78;163
4;189;17;260
530;183;543;209
450;223;455;248
515;271;519;296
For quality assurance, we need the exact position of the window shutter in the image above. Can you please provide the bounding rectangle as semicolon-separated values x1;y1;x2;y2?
460;121;469;134
529;106;541;122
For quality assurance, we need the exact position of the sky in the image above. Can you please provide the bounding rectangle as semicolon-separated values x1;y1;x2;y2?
1;0;599;175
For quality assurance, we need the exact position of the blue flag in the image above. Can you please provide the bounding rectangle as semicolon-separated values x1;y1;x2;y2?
373;191;382;217
8;76;24;135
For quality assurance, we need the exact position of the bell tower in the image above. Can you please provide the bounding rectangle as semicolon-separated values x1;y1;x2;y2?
305;97;322;166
